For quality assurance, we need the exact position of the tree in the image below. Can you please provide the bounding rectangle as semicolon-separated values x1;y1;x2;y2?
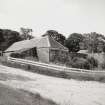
20;28;34;40
65;33;83;52
42;30;66;45
8;31;22;44
0;29;5;44
0;29;5;50
83;32;105;53
0;29;22;51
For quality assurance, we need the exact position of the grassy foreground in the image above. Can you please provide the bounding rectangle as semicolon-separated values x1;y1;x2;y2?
0;83;58;105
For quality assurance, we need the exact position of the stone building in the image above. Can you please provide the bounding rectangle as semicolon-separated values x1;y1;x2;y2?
5;36;68;63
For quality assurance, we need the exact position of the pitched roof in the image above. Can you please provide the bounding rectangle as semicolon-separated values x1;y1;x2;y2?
48;36;68;50
5;36;68;52
5;38;40;52
37;36;68;50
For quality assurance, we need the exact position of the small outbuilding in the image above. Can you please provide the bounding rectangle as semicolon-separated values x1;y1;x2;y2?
76;50;88;58
5;36;68;63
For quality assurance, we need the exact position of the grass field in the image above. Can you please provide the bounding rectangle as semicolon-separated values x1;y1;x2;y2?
0;64;105;105
0;83;57;105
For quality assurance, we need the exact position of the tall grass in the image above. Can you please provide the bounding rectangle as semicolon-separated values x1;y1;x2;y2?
0;56;105;82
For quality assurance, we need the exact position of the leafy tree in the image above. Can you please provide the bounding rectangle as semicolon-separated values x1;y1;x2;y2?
65;33;84;52
20;28;34;40
0;29;5;44
42;30;66;45
83;32;105;53
0;29;22;51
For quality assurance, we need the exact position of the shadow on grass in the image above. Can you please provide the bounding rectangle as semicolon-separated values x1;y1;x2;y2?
0;83;58;105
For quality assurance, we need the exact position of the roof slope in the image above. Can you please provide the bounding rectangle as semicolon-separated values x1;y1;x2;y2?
5;36;68;52
37;36;68;50
5;38;40;52
48;36;68;50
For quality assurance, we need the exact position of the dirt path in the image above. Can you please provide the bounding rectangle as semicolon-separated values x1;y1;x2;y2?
0;65;105;105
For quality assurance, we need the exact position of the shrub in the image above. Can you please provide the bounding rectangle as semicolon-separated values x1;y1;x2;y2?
100;62;105;70
59;71;68;78
86;57;98;69
66;56;98;70
70;57;87;69
10;53;24;58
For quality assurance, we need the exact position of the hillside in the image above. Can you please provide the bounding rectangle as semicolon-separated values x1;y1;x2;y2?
0;65;105;105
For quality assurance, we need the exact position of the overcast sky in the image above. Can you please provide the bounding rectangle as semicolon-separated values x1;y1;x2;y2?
0;0;105;37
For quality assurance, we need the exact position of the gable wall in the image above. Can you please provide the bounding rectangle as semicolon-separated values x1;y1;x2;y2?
37;48;50;63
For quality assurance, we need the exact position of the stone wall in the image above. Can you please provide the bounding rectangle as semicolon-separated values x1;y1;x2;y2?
49;49;68;64
37;48;50;63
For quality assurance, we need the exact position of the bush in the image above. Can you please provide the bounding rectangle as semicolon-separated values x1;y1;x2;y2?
86;57;98;69
100;62;105;70
71;57;87;69
10;53;25;58
66;56;98;70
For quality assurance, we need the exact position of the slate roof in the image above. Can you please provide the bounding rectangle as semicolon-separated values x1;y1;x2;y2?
5;38;40;52
49;36;65;49
37;36;68;50
5;36;68;52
